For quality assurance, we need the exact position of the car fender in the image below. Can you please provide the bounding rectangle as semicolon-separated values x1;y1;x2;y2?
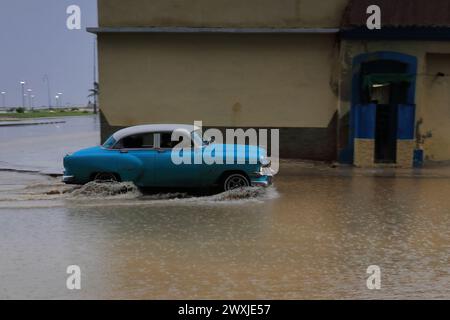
74;152;145;182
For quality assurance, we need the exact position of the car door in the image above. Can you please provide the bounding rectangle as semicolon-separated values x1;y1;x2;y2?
152;131;204;187
116;132;157;186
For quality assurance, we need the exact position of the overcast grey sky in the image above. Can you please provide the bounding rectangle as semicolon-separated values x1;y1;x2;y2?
0;0;98;107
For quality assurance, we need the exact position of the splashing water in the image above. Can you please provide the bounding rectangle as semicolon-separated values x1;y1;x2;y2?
141;192;190;200
65;179;277;203
68;181;142;198
207;186;271;202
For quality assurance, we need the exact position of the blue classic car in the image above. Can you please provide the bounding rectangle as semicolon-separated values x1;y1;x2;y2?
63;124;273;191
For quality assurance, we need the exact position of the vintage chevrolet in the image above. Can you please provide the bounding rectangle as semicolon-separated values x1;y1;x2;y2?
63;124;273;191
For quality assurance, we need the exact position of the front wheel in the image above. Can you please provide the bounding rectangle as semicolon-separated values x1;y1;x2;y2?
223;173;250;191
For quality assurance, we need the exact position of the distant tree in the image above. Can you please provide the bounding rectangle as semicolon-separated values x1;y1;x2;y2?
88;82;99;114
16;107;25;114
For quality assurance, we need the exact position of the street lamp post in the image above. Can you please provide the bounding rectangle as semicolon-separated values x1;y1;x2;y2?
27;89;32;109
20;81;26;108
30;95;35;109
55;95;60;108
57;93;63;108
43;74;51;108
1;92;5;108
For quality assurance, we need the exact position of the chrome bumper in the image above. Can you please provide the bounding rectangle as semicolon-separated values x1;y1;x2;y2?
250;167;274;187
252;180;272;187
62;175;75;183
252;167;274;178
251;176;273;187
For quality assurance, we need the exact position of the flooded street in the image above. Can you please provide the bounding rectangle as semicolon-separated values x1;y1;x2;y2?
1;117;450;299
0;115;99;173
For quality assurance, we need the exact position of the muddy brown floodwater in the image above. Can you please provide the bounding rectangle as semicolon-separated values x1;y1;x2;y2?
1;117;450;299
1;162;450;299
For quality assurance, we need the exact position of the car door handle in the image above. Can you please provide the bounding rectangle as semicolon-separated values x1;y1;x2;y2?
157;149;167;153
120;149;128;154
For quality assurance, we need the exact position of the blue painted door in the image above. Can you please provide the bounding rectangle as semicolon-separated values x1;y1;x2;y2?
397;104;416;140
355;103;377;139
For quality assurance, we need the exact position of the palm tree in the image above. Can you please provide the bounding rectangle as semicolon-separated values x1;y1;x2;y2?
88;82;99;114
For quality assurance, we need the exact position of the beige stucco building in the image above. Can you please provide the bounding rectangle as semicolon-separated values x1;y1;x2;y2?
90;0;450;167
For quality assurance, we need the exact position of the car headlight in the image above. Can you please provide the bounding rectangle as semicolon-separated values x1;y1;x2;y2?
259;155;271;167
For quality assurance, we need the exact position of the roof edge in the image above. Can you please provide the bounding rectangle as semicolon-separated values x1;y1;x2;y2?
87;26;340;34
342;26;450;40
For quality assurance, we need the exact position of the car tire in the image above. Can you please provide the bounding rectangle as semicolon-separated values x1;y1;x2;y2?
223;173;250;191
93;172;118;183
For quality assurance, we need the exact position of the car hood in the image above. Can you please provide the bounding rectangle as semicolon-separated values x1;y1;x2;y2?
70;146;105;157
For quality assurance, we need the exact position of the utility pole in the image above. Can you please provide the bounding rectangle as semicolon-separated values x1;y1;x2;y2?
93;38;98;114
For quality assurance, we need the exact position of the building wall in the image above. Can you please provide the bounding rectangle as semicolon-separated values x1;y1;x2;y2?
99;34;338;128
339;40;450;165
95;1;450;163
424;53;450;162
98;0;349;28
98;33;339;159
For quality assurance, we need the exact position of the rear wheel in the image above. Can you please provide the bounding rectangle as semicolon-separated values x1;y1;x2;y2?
223;173;250;191
93;172;118;182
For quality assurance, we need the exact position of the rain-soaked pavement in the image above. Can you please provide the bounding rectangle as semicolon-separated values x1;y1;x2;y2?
1;116;450;299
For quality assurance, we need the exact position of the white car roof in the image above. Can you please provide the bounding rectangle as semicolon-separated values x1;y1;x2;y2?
112;124;199;141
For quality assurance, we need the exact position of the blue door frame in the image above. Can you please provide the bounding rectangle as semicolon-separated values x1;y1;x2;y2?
339;51;418;164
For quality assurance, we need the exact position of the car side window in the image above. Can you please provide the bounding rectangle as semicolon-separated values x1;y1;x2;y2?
115;133;155;149
158;132;188;149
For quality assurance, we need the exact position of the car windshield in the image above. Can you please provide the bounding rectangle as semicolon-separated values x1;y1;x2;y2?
103;136;116;149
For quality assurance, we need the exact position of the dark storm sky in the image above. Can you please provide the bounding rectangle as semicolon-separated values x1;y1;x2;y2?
0;0;98;107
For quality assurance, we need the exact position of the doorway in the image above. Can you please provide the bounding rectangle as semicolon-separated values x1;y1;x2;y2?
344;52;418;166
375;103;397;163
360;60;411;164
